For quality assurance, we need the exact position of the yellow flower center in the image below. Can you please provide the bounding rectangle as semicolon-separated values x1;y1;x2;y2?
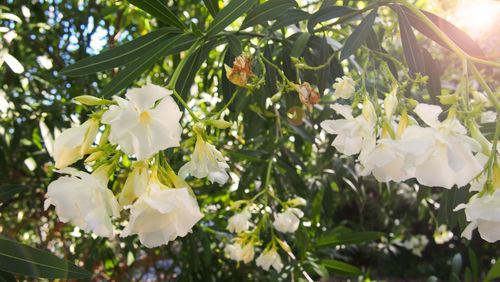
139;111;151;125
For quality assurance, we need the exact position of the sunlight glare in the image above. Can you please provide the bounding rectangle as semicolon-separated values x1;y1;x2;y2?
454;0;500;38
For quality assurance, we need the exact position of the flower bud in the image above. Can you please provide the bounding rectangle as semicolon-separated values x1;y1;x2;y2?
230;200;247;210
287;197;306;206
396;109;409;139
384;87;398;120
85;150;104;162
75;95;102;105
276;238;292;253
362;97;377;125
438;94;458;105
270;92;282;102
207;119;232;129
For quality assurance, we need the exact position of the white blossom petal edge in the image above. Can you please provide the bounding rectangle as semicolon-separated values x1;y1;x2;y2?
179;133;229;185
101;84;182;160
227;209;251;233
120;182;203;248
256;249;283;272
53;118;99;169
44;166;120;238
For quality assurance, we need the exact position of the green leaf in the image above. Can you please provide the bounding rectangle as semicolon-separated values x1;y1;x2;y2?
206;0;256;36
100;34;196;98
241;0;297;29
0;236;91;279
175;41;216;106
226;34;243;56
315;231;383;247
0;184;30;203
270;9;310;32
311;186;324;234
307;5;356;33
485;258;500;282
395;6;425;77
127;0;186;30
340;8;378;61
0;270;16;282
468;248;478;280
205;0;220;17
394;5;484;58
422;49;441;103
61;28;181;76
321;259;363;276
291;32;311;58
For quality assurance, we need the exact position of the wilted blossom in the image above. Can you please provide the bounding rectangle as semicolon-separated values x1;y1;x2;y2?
294;82;320;109
44;166;120;238
120;169;203;248
320;103;376;159
224;55;253;88
179;123;229;184
256;248;283;272
332;76;355;99
227;208;252;233
101;84;182;160
273;208;304;233
53;118;99;169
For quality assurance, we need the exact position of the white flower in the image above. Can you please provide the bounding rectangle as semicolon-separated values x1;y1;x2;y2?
53;118;99;169
241;241;255;263
332;76;355;99
400;104;482;188
227;209;251;233
224;242;243;262
434;225;453;244
101;84;182;160
44;166;120;238
320;103;376;159
273;208;304;233
256;249;283;272
359;138;415;183
120;182;203;248
118;161;149;206
179;125;229;184
455;190;500;243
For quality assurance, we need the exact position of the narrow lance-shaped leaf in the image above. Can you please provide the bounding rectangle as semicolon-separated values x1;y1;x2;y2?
127;0;186;30
0;236;92;279
206;0;256;36
340;8;378;61
321;259;363;276
485;258;500;282
270;9;310;32
290;32;311;58
307;5;356;33
396;6;425;77
100;34;197;98
314;231;383;247
61;28;181;76
241;0;298;29
205;0;220;17
422;49;441;104
226;34;243;56
175;40;217;106
394;5;484;58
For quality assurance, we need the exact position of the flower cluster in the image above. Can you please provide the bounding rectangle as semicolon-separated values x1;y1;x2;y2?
320;79;498;242
45;84;230;247
223;197;306;272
